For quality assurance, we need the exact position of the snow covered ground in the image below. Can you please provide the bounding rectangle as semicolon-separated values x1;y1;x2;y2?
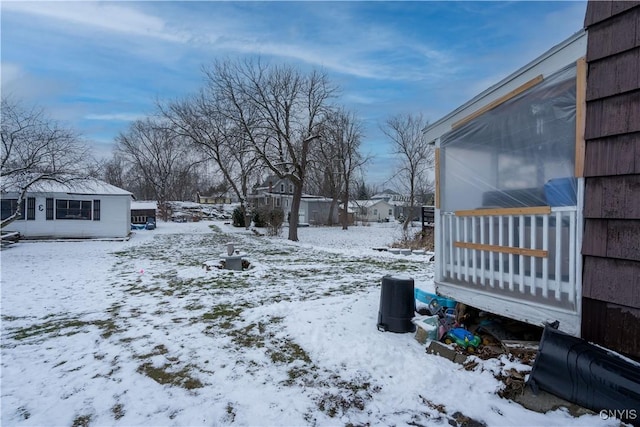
1;221;615;426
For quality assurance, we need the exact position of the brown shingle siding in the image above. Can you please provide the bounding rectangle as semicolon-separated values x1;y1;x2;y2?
582;219;640;260
584;175;640;219
586;48;640;100
581;297;640;360
585;6;640;61
584;0;613;27
582;219;609;255
605;219;640;260
583;256;640;305
584;90;640;138
584;133;640;176
582;0;640;359
584;1;640;26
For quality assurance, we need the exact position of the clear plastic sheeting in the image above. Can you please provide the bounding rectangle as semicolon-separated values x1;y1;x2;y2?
440;65;577;212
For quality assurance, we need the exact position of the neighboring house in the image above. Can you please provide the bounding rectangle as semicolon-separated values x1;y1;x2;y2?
1;179;132;239
350;199;394;223
425;1;640;360
248;176;339;225
299;196;338;225
131;201;157;225
373;191;423;221
248;175;295;212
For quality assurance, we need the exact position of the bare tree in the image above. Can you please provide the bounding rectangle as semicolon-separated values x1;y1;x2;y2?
1;98;89;229
206;59;336;241
381;113;434;230
160;93;260;229
115;117;201;221
314;108;368;229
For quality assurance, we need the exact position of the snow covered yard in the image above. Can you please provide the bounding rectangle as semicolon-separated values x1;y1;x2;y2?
1;221;613;426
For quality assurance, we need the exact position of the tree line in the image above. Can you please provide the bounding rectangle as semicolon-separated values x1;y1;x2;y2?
2;58;434;241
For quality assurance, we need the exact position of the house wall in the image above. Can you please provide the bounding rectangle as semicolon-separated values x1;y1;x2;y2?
303;200;339;225
5;193;131;239
581;1;640;359
357;201;393;222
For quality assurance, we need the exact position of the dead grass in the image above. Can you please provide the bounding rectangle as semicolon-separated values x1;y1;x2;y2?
391;227;434;251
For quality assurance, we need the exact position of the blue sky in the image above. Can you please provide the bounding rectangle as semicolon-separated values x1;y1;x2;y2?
1;1;587;186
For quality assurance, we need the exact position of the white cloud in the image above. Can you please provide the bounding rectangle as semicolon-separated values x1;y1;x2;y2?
85;112;145;122
2;1;188;43
0;62;69;102
1;62;23;85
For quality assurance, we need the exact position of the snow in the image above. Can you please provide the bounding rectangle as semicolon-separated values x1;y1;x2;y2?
1;221;617;426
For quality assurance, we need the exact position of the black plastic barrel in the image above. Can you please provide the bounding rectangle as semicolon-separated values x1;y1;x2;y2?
377;275;416;333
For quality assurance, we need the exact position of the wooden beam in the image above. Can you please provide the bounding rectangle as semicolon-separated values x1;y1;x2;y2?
455;206;551;217
452;75;544;130
454;241;549;258
575;57;587;178
435;147;441;209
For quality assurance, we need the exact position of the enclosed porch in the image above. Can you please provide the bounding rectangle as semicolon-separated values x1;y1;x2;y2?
427;32;587;336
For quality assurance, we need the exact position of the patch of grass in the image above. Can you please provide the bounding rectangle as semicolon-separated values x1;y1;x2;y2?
16;406;30;420
185;302;205;311
225;402;236;423
71;414;92;427
111;403;125;420
201;303;243;329
268;338;312;365
316;375;381;418
9;317;120;341
135;344;168;359
137;363;203;389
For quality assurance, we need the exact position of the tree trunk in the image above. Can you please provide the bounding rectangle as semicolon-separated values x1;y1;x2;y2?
288;183;303;241
341;183;350;230
328;197;337;226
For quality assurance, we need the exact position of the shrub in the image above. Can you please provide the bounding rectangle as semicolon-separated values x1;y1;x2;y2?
268;208;285;236
252;206;270;228
232;207;246;227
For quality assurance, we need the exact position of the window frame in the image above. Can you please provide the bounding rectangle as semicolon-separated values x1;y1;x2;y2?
55;199;93;220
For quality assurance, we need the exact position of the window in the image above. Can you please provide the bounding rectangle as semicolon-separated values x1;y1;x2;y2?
1;199;23;221
389;209;393;216
440;65;577;211
56;199;92;220
280;183;285;193
276;198;281;207
27;198;36;220
374;209;378;216
93;200;100;221
289;184;293;193
46;198;54;220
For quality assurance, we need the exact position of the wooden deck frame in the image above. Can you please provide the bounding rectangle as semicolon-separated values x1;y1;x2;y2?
451;75;544;130
575;57;587;178
455;206;551;217
453;241;548;258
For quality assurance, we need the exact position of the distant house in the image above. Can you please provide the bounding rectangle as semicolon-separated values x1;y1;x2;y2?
248;176;339;225
196;192;234;205
299;196;338;225
248;175;294;212
372;191;424;220
350;199;394;223
2;179;132;239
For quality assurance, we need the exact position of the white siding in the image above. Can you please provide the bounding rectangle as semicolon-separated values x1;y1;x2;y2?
5;193;131;239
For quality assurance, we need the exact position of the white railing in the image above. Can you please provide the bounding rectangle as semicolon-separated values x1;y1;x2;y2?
439;206;578;311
